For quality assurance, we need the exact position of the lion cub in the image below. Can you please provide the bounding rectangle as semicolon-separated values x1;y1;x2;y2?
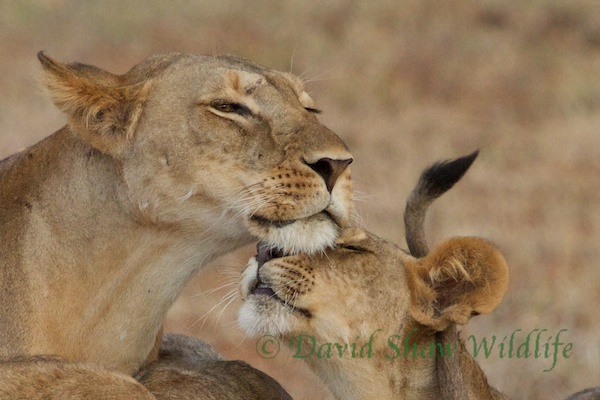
240;152;509;400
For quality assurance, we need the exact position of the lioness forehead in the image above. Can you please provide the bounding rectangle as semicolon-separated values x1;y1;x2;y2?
222;70;265;95
126;53;315;108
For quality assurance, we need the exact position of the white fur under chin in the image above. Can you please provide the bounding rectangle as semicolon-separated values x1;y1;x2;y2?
238;258;294;336
238;301;293;337
256;213;339;254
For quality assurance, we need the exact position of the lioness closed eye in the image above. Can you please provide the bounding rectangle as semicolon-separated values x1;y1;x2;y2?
240;152;510;400
0;52;352;396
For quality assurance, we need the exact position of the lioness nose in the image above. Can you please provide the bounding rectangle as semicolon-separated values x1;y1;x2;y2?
307;157;353;193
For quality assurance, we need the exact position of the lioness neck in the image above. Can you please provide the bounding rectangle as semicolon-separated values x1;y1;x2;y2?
0;128;251;373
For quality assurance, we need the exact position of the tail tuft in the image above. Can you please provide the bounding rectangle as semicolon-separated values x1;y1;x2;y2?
404;151;478;258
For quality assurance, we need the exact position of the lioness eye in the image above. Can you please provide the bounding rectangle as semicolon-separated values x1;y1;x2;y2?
211;101;252;116
215;103;235;112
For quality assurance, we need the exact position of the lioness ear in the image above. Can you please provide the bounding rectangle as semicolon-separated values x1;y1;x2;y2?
407;237;509;331
38;51;151;156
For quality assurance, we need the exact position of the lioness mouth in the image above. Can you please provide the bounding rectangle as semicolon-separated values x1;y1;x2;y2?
250;209;337;230
251;216;295;228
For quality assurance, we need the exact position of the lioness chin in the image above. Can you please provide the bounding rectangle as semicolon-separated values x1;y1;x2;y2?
0;52;352;394
240;152;510;400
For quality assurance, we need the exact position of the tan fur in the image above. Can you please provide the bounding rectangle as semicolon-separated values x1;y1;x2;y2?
0;52;352;394
565;387;600;400
408;237;509;331
0;357;155;400
136;334;292;399
240;229;510;400
0;335;293;399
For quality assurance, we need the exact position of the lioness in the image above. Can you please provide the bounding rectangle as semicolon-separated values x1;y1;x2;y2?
240;152;510;400
0;52;352;395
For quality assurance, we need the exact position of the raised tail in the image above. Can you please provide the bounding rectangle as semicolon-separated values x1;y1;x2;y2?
404;151;479;258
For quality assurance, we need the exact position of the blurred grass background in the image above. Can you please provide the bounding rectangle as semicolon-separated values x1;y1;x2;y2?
1;0;599;398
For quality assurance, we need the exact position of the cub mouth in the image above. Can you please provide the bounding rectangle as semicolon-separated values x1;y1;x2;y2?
250;243;312;318
251;243;285;297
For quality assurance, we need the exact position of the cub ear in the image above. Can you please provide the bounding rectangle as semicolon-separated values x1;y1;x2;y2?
406;237;509;332
38;52;151;156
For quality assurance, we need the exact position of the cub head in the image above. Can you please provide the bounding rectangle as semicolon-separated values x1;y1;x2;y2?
38;52;353;253
239;227;508;343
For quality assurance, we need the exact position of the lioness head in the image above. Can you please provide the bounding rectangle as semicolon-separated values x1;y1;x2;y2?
38;52;353;253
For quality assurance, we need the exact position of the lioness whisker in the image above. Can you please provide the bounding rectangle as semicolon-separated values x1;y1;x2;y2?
190;281;238;298
189;289;239;331
212;292;240;332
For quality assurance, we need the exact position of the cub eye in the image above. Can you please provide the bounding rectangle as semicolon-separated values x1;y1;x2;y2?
210;101;252;116
340;245;367;253
305;107;322;114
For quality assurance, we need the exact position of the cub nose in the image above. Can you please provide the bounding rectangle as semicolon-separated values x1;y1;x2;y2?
306;157;353;193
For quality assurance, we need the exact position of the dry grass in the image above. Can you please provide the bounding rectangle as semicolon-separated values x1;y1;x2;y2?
1;1;599;398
